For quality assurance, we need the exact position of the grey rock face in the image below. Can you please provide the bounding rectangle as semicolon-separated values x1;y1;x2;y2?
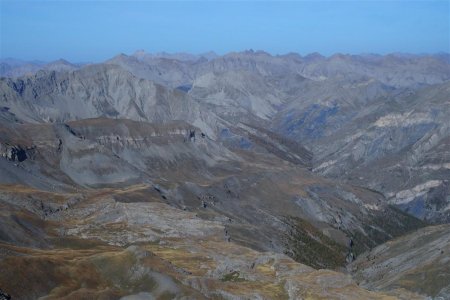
307;81;450;222
0;64;223;137
0;289;11;300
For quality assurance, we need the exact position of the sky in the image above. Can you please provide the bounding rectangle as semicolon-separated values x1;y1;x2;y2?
0;0;449;62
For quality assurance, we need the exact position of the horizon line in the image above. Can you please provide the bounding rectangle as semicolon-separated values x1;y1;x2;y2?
2;49;450;65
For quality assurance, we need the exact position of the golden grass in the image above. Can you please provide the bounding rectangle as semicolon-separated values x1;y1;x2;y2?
145;244;217;276
219;280;289;299
0;184;72;203
255;263;276;277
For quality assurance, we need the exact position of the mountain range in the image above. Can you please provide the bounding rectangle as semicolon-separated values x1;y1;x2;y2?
0;50;449;299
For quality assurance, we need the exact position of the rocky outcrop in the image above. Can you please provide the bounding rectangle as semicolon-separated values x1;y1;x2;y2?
0;289;11;300
0;143;35;162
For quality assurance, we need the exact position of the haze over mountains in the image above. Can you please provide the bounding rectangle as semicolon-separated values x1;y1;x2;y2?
0;50;449;299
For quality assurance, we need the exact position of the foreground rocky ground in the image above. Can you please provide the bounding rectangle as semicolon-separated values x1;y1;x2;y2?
0;184;432;299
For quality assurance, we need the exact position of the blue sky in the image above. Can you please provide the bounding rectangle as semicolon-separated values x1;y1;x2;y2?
1;1;449;62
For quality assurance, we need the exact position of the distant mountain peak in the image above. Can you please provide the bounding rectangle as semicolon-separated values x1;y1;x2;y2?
304;52;325;60
48;58;73;65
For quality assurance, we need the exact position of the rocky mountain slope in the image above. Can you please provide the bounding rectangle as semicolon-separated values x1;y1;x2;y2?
0;50;449;299
304;81;450;222
0;64;222;137
0;115;427;298
0;116;421;260
351;224;450;299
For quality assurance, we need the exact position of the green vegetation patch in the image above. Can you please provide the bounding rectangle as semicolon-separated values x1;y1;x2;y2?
221;271;246;282
347;205;427;256
283;216;347;269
